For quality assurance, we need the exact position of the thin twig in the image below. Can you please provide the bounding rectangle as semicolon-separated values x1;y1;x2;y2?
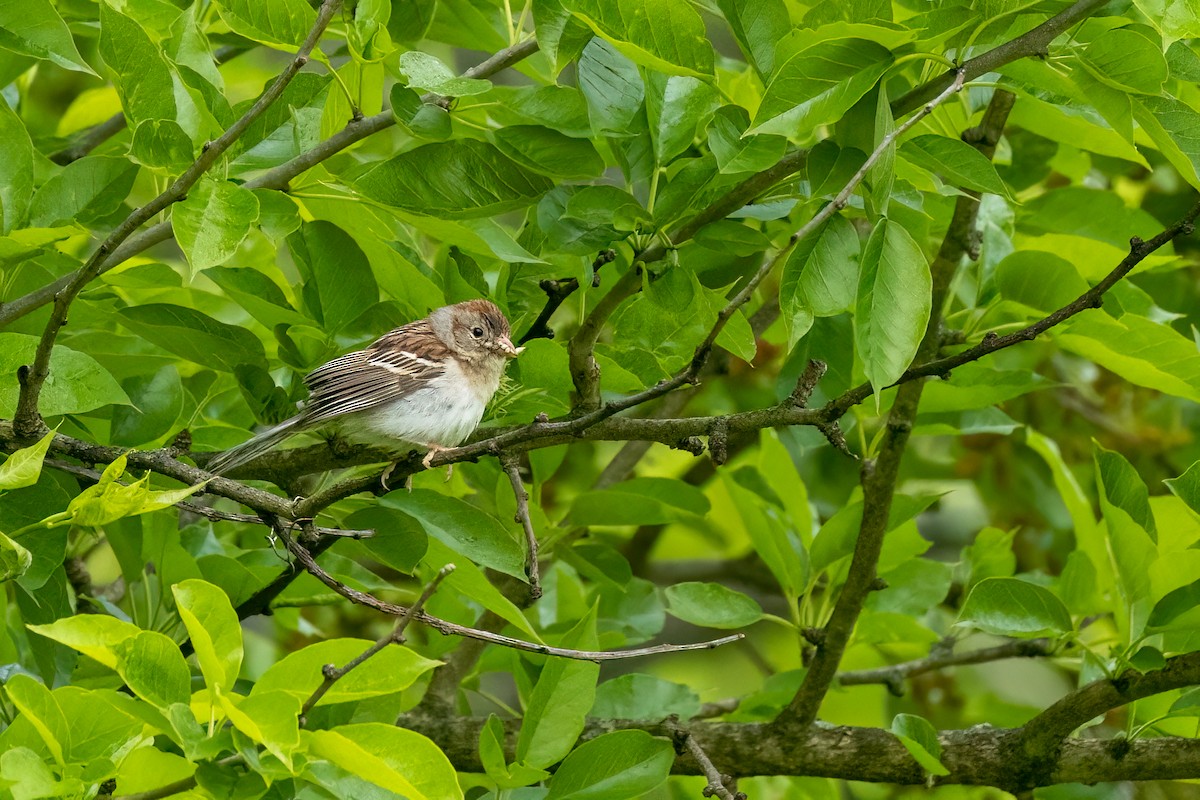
298;563;455;723
838;638;1053;696
666;719;744;800
12;0;345;438
273;522;742;661
501;453;542;600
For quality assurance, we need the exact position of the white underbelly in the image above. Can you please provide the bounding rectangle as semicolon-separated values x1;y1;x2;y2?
356;386;487;447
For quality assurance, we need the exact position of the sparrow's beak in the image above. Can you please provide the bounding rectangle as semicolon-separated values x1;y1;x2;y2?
498;335;524;358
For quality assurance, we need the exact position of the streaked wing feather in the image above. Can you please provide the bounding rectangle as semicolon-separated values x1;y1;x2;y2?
300;323;448;424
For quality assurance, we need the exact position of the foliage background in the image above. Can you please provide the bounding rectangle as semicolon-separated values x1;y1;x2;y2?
2;0;1200;798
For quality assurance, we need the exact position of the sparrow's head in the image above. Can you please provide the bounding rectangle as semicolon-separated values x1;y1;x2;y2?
431;299;523;361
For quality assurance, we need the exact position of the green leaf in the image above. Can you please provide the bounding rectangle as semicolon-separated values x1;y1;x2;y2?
493;125;606;180
306;723;463;800
890;714;949;777
1134;96;1200;189
0;99;33;234
116;303;267;373
26;614;141;669
172;579;243;693
111;366;185;447
0;529;32;582
566;477;709;527
1148;578;1200;629
100;4;204;137
424;538;542;640
213;0;318;51
546;730;674;799
664;582;763;629
576;37;644;136
898;134;1011;197
388;491;525;580
29;155;139;227
957;577;1073;638
1056;311;1200;403
567;0;714;78
854;217;931;392
286;221;380;334
201;266;308;329
1133;0;1200;42
1081;28;1168;94
591;674;701;720
707;106;788;175
995;250;1090;313
0;430;55;491
355;140;554;219
751;39;892;136
0;333;131;418
1166;460;1200;518
4;674;68;766
173;177;260;272
252;638;439;705
715;0;788;77
480;714;551;789
517;608;600;769
0;0;96;74
645;72;719;165
399;50;492;96
114;748;196;797
115;631;192;710
781;215;860;346
220;690;300;767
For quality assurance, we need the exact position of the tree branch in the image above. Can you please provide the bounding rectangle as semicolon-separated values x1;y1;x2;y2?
783;86;1015;727
272;521;743;661
666;718;744;800
838;637;1052;696
501;453;541;601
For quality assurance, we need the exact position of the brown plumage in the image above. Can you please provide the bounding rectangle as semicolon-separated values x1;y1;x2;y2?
205;300;522;474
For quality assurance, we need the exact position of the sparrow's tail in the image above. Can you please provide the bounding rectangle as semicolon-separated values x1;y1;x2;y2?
204;415;305;475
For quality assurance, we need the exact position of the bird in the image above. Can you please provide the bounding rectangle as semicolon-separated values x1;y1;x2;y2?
205;299;523;477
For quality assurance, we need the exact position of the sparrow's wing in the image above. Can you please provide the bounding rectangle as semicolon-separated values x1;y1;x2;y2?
300;321;450;424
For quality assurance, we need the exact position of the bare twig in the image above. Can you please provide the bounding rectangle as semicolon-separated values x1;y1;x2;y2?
502;453;542;600
838;638;1053;696
667;718;744;800
13;0;345;438
273;522;742;661
298;563;455;723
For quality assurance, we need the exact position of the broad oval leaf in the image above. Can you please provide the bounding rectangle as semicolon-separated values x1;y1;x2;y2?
545;730;674;800
0;430;55;491
0;333;131;418
781;214;860;345
252;638;440;705
890;714;949;777
493;125;606;179
306;723;463;800
115;631;191;710
173;177;260;272
591;674;701;721
567;0;714;78
898;134;1011;198
172;579;243;693
1082;28;1168;94
0;100;33;233
0;0;96;75
664;581;763;629
388;490;525;580
957;577;1073;638
354;139;554;219
116;304;267;373
853;217;932;392
751;39;893;137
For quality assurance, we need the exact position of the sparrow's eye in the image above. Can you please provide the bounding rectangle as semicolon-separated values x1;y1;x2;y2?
471;327;485;338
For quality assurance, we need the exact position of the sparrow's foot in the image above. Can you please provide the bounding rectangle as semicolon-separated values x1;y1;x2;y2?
380;462;413;493
421;444;454;482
